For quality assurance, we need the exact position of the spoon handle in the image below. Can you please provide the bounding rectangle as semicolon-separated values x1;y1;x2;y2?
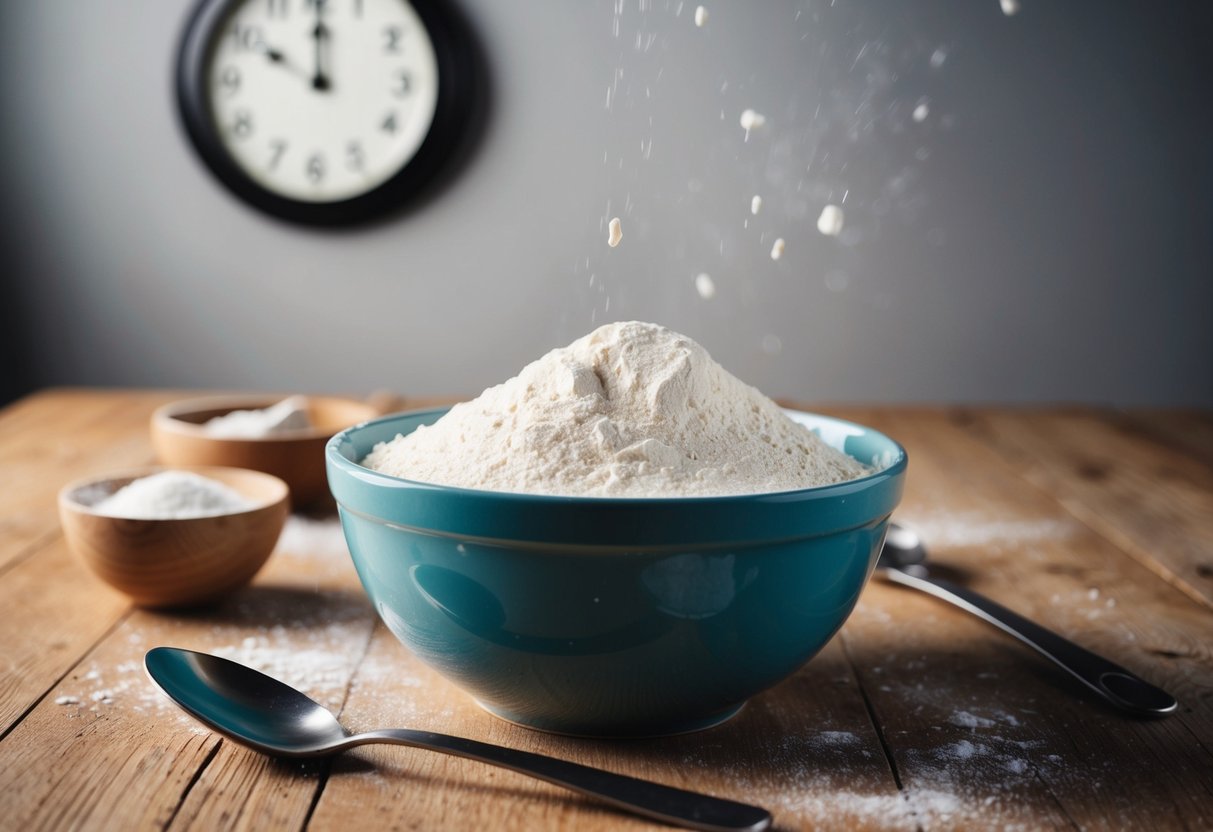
880;567;1178;717
347;728;771;832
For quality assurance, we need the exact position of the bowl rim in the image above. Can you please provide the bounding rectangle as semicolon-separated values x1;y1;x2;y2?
325;407;907;546
151;394;380;443
58;464;290;520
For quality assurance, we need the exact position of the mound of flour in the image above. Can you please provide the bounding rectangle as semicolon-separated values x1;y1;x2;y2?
363;322;870;497
93;471;253;519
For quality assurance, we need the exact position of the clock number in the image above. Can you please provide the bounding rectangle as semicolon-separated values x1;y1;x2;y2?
266;0;288;17
346;141;365;171
381;112;398;133
306;153;326;183
219;66;241;96
383;26;403;53
232;109;254;139
231;24;266;52
268;139;288;170
392;71;411;98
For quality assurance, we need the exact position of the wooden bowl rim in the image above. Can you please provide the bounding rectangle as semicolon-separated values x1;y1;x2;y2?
151;394;380;443
58;465;290;519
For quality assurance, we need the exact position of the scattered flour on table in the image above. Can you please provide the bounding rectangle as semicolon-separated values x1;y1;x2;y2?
895;509;1076;552
53;652;195;727
362;322;872;497
274;515;352;575
92;471;253;519
763;708;1052;829
202;395;311;438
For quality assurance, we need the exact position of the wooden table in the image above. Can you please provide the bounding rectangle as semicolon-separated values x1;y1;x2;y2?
2;389;1211;831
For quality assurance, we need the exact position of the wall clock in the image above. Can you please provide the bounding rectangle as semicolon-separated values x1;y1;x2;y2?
176;0;476;225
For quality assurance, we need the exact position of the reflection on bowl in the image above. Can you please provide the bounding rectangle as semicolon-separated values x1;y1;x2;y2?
152;395;381;508
58;465;289;608
326;408;906;737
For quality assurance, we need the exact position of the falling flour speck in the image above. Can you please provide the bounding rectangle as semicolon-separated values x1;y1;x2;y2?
1000;0;1020;15
913;102;930;122
770;238;786;260
607;217;623;247
694;5;708;27
751;195;763;215
739;108;766;140
817;204;845;237
695;273;716;299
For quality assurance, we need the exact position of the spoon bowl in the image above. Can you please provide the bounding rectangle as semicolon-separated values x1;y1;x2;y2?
144;647;771;832
877;523;927;572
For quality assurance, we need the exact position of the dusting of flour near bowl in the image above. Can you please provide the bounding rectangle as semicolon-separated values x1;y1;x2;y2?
363;322;871;497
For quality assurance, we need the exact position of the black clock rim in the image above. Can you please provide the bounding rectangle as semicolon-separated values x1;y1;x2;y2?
176;0;473;227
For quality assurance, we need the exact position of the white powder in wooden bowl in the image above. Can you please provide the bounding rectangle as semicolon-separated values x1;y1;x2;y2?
92;471;253;519
203;396;311;438
363;322;871;497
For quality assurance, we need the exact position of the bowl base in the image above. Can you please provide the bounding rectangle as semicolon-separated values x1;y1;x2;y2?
472;699;747;739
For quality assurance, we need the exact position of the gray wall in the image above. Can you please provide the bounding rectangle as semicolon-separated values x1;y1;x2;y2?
2;1;1210;406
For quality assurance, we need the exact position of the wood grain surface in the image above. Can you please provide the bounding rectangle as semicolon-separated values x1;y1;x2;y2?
1;390;1210;832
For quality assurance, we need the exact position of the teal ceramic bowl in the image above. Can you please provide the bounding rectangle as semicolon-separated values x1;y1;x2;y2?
326;408;906;737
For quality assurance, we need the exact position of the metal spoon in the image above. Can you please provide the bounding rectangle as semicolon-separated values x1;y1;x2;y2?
877;523;1178;717
144;647;771;832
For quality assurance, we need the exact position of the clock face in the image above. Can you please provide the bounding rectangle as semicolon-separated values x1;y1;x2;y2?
177;0;473;224
208;0;439;203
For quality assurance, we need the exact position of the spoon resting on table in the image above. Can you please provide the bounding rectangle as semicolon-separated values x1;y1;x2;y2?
877;523;1178;717
144;647;771;832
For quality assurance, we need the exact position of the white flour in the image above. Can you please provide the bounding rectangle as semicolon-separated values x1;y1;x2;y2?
363;322;870;497
203;395;311;438
739;108;766;140
607;217;623;247
92;471;253;519
817;204;845;236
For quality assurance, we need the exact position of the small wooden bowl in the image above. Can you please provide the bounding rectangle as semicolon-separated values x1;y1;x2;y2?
58;466;290;608
150;395;381;508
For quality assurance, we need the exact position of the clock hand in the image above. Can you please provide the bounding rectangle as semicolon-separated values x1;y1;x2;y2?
253;42;309;81
311;0;332;92
311;22;332;90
